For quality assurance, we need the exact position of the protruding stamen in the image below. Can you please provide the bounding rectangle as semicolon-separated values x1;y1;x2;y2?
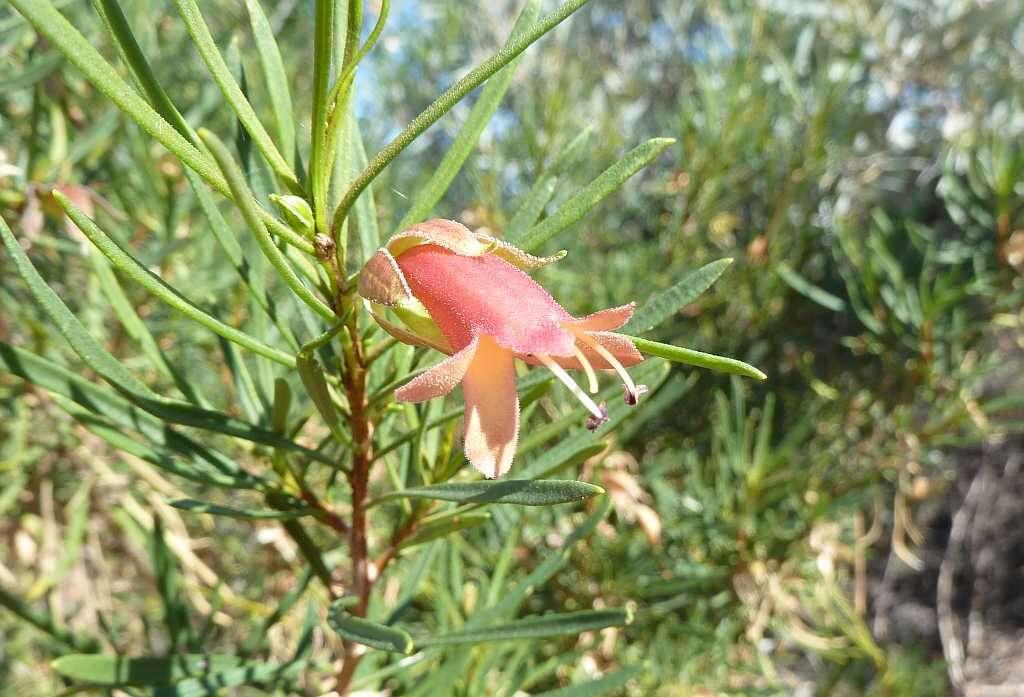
536;353;607;424
572;345;599;394
586;402;609;431
624;384;649;406
572;331;643;405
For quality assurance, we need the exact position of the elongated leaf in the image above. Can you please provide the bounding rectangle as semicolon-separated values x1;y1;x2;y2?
0;220;332;461
0;344;263;486
74;411;255;489
244;0;295;168
7;0;227;193
517;138;675;252
623;258;734;334
506;128;593;239
0;585;99;653
52;654;244;686
173;0;297;190
153;660;307;697
346;108;380;261
58;193;296;367
628;336;767;380
372;479;603;508
474;497;612;627
506;176;557;240
518;359;670;480
170;499;312;520
88;248;206;404
398;511;492;549
332;0;597;231
0;51;62;92
328;603;415;654
416;608;632;647
200;129;334;321
533;667;642;697
776;261;847;312
395;0;541;232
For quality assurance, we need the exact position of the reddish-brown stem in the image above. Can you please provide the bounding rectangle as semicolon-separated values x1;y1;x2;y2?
299;490;349;536
335;307;374;695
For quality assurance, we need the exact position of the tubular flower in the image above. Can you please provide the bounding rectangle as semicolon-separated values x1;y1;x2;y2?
359;219;644;479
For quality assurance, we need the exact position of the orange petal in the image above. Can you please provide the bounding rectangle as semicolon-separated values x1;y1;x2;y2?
462;336;519;479
395;337;478;402
566;302;636;331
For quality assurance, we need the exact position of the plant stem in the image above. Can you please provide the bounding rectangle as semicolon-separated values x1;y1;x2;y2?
336;303;374;694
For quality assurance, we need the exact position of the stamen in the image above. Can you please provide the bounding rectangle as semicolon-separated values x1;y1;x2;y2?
585;403;609;431
536;353;608;426
573;331;644;405
572;345;600;394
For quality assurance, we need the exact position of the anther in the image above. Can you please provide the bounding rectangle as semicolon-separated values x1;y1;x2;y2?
624;384;649;406
585;402;609;431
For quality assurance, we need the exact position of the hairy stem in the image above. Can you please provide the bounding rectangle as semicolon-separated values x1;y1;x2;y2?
336;306;373;694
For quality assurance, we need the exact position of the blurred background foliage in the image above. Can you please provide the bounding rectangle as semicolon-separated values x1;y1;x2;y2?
2;0;1024;695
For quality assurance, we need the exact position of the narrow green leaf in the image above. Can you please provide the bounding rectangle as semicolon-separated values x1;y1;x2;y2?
506;176;557;240
346;109;380;261
244;0;295;168
7;0;227;194
72;410;256;489
88;247;206;404
473;497;612;627
0;585;99;653
52;654;244;686
371;480;604;508
0;344;267;486
189;173;299;350
328;603;415;654
506;128;593;241
173;0;298;191
623;258;734;334
154;660;306;697
628;336;767;380
92;0;193;140
398;511;492;549
395;0;541;232
170;499;312;520
518;359;670;479
775;261;847;312
0;219;332;461
309;0;336;237
199;129;335;321
533;667;642;697
517;138;675;252
0;51;62;92
332;0;597;232
416;608;632;647
58;193;296;367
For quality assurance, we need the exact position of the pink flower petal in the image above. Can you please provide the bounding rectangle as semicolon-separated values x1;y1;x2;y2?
521;331;643;370
565;302;636;331
396;245;577;357
462;336;519;479
395;337;478;402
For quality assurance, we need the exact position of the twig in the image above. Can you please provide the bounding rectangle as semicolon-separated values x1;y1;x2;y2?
938;463;989;694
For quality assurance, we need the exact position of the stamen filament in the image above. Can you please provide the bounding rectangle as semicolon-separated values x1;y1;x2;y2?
573;331;639;398
572;345;600;394
536;353;606;421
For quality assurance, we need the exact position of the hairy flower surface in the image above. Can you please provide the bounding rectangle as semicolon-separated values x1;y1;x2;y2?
359;220;644;478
